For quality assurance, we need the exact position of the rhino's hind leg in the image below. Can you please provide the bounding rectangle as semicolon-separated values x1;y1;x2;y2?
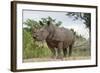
63;48;67;57
69;45;73;56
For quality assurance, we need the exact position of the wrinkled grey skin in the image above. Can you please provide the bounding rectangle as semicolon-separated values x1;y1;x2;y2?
33;21;75;59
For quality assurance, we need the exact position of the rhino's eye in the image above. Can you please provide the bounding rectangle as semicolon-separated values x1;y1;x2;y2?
33;31;36;33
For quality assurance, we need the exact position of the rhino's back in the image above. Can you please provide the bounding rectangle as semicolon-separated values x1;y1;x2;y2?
52;27;74;42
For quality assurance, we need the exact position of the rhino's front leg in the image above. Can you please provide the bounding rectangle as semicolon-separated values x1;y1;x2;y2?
57;42;63;59
47;44;56;59
50;48;56;59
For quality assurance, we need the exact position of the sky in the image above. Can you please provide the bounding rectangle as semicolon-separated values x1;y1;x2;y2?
23;10;89;39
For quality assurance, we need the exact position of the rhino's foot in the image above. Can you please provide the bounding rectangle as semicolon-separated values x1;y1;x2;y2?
63;55;67;58
68;54;71;57
56;56;63;60
51;55;56;59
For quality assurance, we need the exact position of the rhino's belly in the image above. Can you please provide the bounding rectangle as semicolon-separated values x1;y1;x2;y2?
46;39;59;48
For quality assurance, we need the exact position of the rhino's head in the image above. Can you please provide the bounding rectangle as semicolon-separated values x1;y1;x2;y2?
32;21;54;41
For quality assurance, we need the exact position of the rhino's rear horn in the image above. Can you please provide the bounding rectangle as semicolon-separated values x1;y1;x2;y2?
47;21;51;26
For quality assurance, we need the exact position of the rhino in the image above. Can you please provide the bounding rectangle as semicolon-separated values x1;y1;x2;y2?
32;21;75;59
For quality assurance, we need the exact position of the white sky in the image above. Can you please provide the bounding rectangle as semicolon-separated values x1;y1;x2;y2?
23;10;89;39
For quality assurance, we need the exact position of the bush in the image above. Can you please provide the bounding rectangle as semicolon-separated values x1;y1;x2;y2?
23;30;52;59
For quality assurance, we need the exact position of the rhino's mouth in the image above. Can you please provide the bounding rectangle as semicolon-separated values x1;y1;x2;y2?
36;39;42;41
33;37;44;42
33;36;36;39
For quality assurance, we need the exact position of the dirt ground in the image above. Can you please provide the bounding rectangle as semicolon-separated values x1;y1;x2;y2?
23;56;91;63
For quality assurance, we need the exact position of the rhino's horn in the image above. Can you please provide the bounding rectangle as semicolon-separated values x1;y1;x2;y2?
47;21;51;26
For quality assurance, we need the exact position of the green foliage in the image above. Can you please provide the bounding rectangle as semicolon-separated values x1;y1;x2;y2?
24;19;40;28
41;16;61;27
23;19;41;34
23;29;52;59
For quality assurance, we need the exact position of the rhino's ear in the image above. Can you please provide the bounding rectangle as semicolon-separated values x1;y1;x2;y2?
47;21;51;26
39;21;44;26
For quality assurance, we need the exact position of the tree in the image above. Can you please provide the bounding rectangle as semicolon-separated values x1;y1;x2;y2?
66;12;91;30
66;12;91;42
23;19;40;34
41;16;62;27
